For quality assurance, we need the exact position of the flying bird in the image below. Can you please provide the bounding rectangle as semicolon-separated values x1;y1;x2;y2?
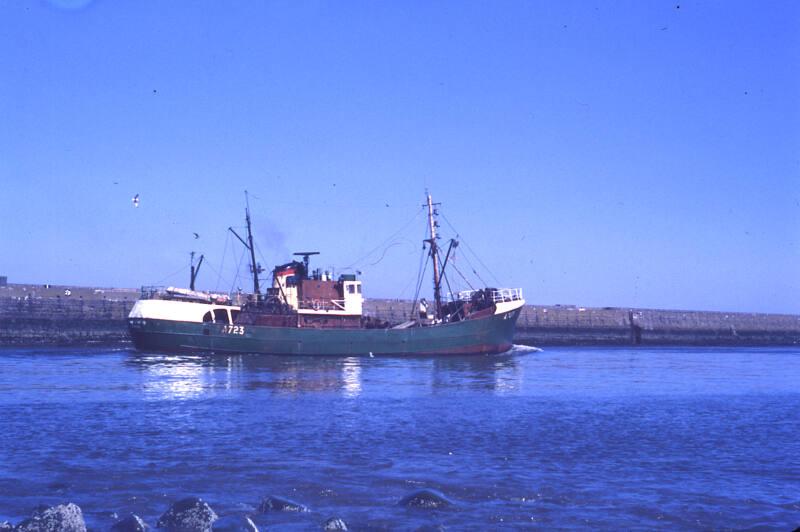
193;232;199;239
132;194;140;208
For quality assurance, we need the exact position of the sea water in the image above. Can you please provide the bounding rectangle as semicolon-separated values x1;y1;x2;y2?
0;346;798;530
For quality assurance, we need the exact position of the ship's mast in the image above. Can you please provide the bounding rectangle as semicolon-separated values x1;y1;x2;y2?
189;251;204;291
228;191;263;301
426;193;442;319
244;191;261;299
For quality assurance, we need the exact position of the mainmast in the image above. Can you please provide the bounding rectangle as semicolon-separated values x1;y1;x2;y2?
228;191;263;301
425;193;443;319
245;192;261;299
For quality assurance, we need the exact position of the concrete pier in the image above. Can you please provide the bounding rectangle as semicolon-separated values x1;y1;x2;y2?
1;284;798;347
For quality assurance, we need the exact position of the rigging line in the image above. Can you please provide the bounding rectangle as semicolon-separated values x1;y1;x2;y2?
437;248;455;302
460;249;489;288
449;260;476;291
202;258;230;294
368;240;409;267
409;220;430;313
439;212;502;286
154;264;190;286
253;240;271;277
215;232;230;292
343;206;425;270
400;234;427;303
396;262;421;301
229;247;247;295
410;251;431;320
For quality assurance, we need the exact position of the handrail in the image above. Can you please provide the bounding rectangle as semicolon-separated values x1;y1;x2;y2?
138;285;233;304
451;288;524;303
297;298;348;311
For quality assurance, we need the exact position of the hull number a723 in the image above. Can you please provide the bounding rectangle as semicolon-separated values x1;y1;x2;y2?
222;325;245;335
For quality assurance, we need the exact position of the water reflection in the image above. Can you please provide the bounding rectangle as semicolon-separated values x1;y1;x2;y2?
131;354;223;400
127;352;366;399
126;347;531;400
431;353;522;393
341;357;362;398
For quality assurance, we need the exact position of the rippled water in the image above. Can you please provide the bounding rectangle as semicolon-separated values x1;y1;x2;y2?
0;346;798;530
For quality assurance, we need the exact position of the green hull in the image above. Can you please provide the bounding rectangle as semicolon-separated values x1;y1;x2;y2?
129;307;521;356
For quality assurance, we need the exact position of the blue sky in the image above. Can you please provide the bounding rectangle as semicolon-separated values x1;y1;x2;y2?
1;0;798;313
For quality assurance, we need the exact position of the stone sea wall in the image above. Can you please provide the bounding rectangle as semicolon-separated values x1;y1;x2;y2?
0;284;137;346
364;300;800;346
1;284;799;346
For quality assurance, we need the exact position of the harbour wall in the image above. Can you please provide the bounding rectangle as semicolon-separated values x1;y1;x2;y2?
1;284;799;347
362;300;800;346
0;284;137;346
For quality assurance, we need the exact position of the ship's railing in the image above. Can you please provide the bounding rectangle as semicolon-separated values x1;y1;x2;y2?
453;288;524;303
139;286;166;300
297;298;347;311
138;285;233;305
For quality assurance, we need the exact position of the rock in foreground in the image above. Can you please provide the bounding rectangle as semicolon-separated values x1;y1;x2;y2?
157;497;218;532
322;516;348;530
399;489;454;509
15;503;87;532
211;515;258;532
258;495;309;513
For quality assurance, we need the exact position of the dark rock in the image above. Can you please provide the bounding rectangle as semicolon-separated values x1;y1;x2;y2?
45;481;70;493
15;503;87;532
111;514;149;532
258;495;309;513
399;489;454;509
156;497;218;532
322;517;348;531
0;521;12;531
211;515;258;532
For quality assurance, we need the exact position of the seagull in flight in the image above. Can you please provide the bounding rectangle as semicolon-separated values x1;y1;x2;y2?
132;194;140;208
193;232;200;239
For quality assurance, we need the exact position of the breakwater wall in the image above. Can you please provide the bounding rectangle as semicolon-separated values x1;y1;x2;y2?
363;300;800;346
0;284;137;346
1;284;799;346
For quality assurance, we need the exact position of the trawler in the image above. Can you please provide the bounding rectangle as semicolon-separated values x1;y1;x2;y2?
127;194;524;356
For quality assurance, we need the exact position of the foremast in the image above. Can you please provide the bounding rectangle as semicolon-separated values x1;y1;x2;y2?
425;193;443;319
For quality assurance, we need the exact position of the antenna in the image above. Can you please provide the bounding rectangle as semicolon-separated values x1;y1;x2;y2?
293;251;320;274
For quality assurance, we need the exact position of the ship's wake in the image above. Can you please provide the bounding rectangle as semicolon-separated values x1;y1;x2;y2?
506;344;543;355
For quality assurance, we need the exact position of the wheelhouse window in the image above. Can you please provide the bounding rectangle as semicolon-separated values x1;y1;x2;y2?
213;308;229;324
202;311;213;323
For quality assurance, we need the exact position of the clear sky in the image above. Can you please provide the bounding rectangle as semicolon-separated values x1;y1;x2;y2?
1;0;798;314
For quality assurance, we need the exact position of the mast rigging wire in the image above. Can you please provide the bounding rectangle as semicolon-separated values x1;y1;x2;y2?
439;212;502;286
344;206;425;270
437;247;455;303
410;250;431;321
154;264;190;286
449;260;476;291
214;232;230;292
202;259;228;294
